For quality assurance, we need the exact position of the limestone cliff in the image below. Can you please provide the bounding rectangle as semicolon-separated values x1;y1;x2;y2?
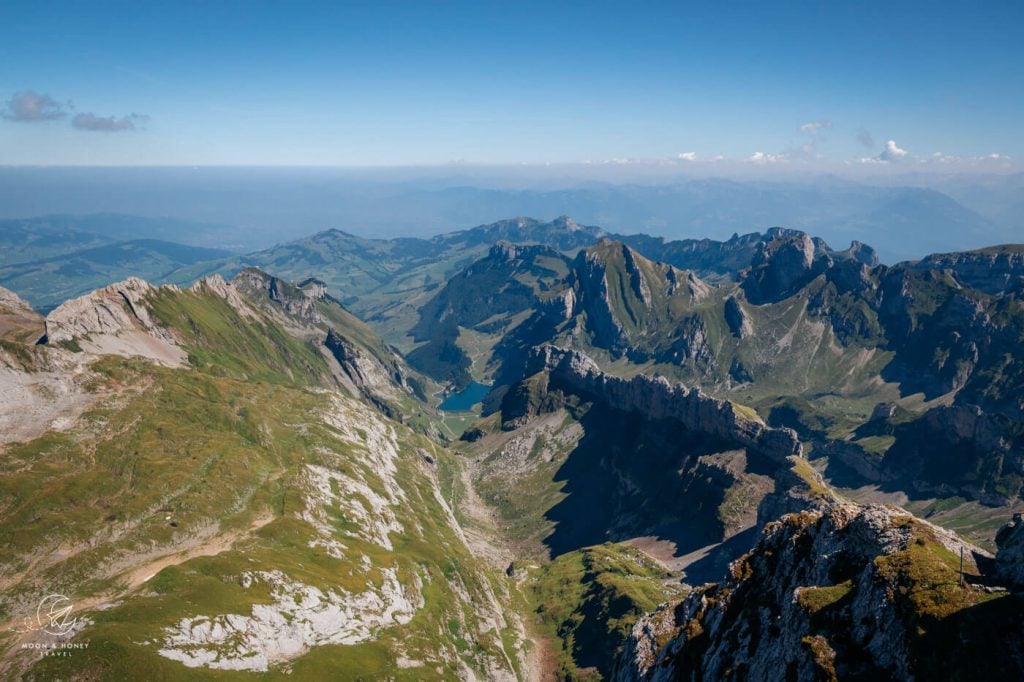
913;245;1024;295
43;277;187;366
741;230;820;304
521;345;801;463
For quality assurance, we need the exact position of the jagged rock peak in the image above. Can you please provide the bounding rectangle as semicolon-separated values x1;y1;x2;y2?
297;277;329;300
841;240;880;266
742;230;824;304
191;274;256;318
757;230;816;269
232;268;322;319
763;226;812;242
41;277;186;366
552;214;583;231
44;277;174;344
526;345;801;462
571;242;632;354
191;273;231;295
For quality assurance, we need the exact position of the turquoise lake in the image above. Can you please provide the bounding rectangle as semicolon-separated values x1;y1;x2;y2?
438;381;491;412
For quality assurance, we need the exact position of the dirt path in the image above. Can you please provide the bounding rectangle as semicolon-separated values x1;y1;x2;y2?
119;510;276;590
0;510;276;678
525;630;560;682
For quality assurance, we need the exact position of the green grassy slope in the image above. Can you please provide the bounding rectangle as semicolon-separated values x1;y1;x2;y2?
530;543;685;680
2;285;524;680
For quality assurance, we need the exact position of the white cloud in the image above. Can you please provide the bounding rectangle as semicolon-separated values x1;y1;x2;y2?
747;151;786;164
1;90;68;122
676;151;697;162
72;112;150;132
924;152;960;164
858;139;909;164
799;120;831;134
878;139;908;161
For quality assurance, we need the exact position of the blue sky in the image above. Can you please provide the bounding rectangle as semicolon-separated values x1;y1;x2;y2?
1;0;1022;168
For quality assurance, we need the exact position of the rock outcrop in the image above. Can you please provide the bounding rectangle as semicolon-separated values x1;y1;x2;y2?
879;404;1024;505
191;273;256;318
324;328;410;395
995;513;1024;590
0;286;44;344
615;503;1014;682
45;277;166;343
522;345;801;463
43;277;186;366
838;239;880;267
233;267;325;321
741;229;821;303
723;295;753;338
570;243;633;356
913;246;1024;295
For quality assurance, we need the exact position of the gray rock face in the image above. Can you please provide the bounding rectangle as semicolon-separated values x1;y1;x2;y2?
742;231;821;304
723;295;753;338
881;404;1024;504
841;240;880;267
45;277;169;343
526;345;801;463
615;503;993;682
571;247;632;356
913;247;1024;295
996;513;1024;590
324;328;409;394
43;277;186;366
233;268;324;321
622;245;653;306
297;277;329;300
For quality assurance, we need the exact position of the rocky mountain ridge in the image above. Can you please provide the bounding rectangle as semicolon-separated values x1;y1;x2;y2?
615;501;1023;681
910;244;1024;294
0;271;527;680
4;217;1024;680
520;345;800;463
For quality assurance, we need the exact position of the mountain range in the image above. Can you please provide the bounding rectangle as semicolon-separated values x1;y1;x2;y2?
3;169;1021;260
2;214;1024;680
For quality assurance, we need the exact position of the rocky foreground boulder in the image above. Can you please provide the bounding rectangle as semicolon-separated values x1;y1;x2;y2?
615;502;1024;681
